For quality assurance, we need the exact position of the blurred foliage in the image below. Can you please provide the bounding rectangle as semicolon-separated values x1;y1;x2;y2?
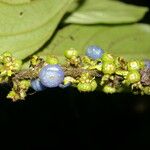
0;0;149;62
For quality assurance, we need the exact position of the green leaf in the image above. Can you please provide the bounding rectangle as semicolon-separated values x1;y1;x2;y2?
64;0;148;24
0;0;75;59
0;0;30;4
0;0;74;35
37;23;150;62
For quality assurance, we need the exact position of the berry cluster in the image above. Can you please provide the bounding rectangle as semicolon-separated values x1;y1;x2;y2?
0;46;150;101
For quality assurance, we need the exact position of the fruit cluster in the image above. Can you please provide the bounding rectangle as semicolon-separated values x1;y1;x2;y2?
0;46;150;101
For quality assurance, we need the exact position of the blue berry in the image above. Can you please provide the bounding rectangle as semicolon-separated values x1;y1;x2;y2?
86;45;104;60
31;78;46;91
39;64;64;88
144;60;150;69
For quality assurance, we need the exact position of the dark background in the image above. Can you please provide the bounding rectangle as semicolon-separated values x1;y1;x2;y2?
0;0;150;149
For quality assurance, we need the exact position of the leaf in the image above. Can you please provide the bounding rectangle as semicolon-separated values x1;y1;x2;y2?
0;0;74;35
64;0;149;24
0;0;30;4
0;0;75;59
37;23;150;62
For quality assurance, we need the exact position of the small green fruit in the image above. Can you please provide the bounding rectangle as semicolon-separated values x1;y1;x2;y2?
102;62;116;74
64;48;78;59
101;53;114;62
126;70;141;84
77;82;92;92
91;80;97;91
143;86;150;95
103;85;116;94
46;56;58;64
127;61;141;71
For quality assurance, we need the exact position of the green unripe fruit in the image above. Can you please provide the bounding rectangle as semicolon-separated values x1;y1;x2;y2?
103;85;116;94
46;56;58;64
101;53;114;62
126;70;141;84
77;82;92;92
64;48;78;59
91;80;97;91
102;62;116;74
143;86;150;95
127;61;141;71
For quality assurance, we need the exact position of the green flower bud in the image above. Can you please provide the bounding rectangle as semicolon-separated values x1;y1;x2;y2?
77;82;92;92
64;76;77;84
30;55;43;66
91;80;97;91
79;73;91;83
126;70;141;84
70;56;81;66
81;56;91;64
115;70;128;77
102;62;116;74
7;89;27;101
81;56;97;67
64;48;78;59
143;86;150;95
46;56;58;64
7;90;20;101
101;53;114;62
95;64;102;71
103;85;116;94
114;57;121;68
127;61;142;71
89;63;102;71
100;74;110;85
19;80;31;89
13;59;22;71
8;80;31;101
